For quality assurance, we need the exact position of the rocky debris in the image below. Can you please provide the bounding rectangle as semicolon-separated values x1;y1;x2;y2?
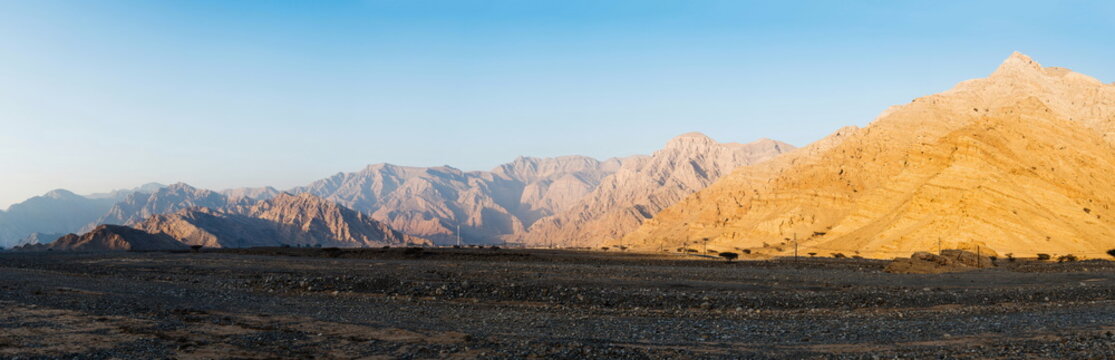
1;249;1113;358
623;52;1115;259
885;250;995;274
0;249;1110;358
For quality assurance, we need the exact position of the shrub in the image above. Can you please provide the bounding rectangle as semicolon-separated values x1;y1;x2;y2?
741;249;751;254
707;249;719;254
280;244;291;248
719;252;739;262
490;246;501;250
452;245;460;249
618;246;628;251
1107;249;1115;259
831;253;847;259
189;245;203;252
685;249;698;254
381;246;390;249
852;255;864;259
601;247;610;251
808;252;817;257
1057;254;1078;263
1036;253;1051;261
1006;253;1015;262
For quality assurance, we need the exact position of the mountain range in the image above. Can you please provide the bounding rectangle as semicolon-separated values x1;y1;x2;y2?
8;53;1110;259
619;53;1115;258
2;133;788;250
135;193;428;248
516;134;793;247
0;184;164;248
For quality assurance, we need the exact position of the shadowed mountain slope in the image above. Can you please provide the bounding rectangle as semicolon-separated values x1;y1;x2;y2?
135;193;429;248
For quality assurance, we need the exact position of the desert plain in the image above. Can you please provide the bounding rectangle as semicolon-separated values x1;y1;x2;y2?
1;247;1112;359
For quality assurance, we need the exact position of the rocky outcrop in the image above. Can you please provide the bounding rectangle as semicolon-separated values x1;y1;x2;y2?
290;156;630;244
885;250;996;274
517;134;793;247
136;193;429;248
621;53;1115;259
24;225;186;252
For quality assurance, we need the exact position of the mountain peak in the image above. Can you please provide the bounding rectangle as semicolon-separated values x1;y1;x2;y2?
992;51;1043;76
665;132;716;149
165;182;197;192
43;189;79;199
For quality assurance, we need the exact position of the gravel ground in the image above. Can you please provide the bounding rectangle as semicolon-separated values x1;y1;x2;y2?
0;248;1113;359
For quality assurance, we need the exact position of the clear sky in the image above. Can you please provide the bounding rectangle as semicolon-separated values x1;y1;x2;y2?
1;0;1113;209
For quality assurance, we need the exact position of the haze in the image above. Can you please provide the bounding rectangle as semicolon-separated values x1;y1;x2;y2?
2;0;1114;209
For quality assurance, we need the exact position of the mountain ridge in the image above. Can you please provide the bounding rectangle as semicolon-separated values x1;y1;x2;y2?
618;53;1115;259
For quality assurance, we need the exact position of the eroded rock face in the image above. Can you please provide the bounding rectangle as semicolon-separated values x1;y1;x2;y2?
621;53;1115;259
24;225;186;252
135;193;429;248
516;134;794;247
289;156;631;245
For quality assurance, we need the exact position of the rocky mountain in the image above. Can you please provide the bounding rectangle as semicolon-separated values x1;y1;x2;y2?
135;193;429;248
23;225;186;252
619;53;1115;259
290;156;630;244
90;183;241;230
517;134;794;247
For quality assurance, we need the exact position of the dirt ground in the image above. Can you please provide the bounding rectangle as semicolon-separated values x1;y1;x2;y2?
0;247;1113;359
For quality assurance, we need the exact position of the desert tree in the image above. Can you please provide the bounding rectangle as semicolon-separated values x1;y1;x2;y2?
719;252;739;262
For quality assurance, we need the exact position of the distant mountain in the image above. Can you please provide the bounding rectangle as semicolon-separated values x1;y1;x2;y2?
0;190;116;248
517;134;794;247
16;232;65;247
89;183;241;230
85;183;167;201
221;186;280;201
621;53;1115;258
21;225;186;252
290;156;631;244
135;193;429;248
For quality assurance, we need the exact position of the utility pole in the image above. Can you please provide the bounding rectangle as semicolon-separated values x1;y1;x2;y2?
794;233;798;262
938;237;942;255
976;246;981;268
456;224;461;247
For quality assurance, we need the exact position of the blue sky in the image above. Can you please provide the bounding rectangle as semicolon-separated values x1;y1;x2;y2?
1;0;1113;208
